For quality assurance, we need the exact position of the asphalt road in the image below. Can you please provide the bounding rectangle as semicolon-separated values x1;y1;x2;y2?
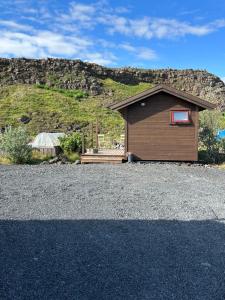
1;163;225;299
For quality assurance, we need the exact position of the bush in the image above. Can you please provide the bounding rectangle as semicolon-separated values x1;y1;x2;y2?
31;150;53;164
0;126;32;163
63;152;80;162
59;132;82;153
199;110;225;163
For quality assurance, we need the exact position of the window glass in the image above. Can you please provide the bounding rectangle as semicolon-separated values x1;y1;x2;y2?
173;111;189;122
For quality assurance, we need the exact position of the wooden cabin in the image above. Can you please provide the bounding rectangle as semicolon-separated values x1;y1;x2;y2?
108;85;215;161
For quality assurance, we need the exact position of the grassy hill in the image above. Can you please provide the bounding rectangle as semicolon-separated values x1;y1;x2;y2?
1;58;224;139
0;79;153;137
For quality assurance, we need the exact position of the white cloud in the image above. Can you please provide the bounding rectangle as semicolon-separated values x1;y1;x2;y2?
83;51;117;65
104;16;225;39
129;18;153;39
0;27;117;65
137;48;157;60
120;43;136;52
120;43;157;60
0;20;32;31
222;77;225;83
1;0;225;66
70;2;96;22
0;30;92;58
0;35;42;58
58;2;96;29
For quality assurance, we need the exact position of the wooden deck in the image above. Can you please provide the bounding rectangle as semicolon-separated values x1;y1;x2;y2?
81;150;126;164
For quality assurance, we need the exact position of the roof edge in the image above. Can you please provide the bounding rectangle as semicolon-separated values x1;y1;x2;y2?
107;84;216;111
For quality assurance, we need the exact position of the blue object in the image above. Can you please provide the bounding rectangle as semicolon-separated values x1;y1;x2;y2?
217;130;225;140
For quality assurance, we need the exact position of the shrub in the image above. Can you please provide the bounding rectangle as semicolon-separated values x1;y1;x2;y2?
63;152;80;162
59;132;82;153
31;150;53;164
199;110;225;163
199;127;220;163
0;126;32;163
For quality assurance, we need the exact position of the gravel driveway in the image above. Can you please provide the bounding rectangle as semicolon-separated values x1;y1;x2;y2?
1;163;225;299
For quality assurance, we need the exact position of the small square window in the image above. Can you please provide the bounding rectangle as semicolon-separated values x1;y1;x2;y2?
171;111;190;124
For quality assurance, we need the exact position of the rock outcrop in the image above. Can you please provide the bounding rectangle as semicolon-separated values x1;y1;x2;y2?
0;58;224;108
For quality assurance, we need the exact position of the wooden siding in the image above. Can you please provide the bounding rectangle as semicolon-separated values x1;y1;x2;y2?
121;92;199;161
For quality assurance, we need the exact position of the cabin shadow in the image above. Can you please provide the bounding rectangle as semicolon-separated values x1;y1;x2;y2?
1;219;225;299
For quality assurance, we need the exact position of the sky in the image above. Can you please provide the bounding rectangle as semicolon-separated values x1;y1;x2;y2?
0;0;225;81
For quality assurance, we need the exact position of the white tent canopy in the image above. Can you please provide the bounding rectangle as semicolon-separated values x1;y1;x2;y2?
30;132;65;148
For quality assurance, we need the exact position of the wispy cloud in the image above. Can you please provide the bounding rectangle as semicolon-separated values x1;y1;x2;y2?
84;51;117;65
120;43;157;60
178;9;200;16
60;2;96;28
56;1;225;40
0;20;32;31
0;27;118;65
0;30;92;58
0;0;225;66
137;48;157;60
103;16;225;39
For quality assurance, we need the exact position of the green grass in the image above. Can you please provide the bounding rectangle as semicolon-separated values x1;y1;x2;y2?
36;84;88;100
102;78;153;102
64;152;80;162
0;80;154;137
30;150;53;164
0;155;12;165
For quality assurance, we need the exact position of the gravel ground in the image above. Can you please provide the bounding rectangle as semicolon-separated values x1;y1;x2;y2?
1;163;225;299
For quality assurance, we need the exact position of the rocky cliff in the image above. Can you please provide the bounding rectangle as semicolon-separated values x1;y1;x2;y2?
0;58;224;108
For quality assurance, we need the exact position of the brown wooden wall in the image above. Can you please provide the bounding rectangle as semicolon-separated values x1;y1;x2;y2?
121;92;199;161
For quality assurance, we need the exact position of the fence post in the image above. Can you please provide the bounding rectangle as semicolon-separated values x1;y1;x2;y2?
82;132;85;154
96;118;99;149
91;123;94;148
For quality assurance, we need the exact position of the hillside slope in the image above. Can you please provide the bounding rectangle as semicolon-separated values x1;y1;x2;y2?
0;58;225;107
0;58;224;134
0;80;152;135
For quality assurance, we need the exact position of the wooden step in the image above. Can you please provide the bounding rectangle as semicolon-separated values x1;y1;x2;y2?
81;154;125;164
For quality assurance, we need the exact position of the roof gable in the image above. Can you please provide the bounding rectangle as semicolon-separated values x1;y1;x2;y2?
108;84;216;111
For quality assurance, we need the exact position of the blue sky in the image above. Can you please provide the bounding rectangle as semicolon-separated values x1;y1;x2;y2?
0;0;225;80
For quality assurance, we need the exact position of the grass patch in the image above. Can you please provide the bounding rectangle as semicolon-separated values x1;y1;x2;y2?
30;150;53;164
0;80;154;137
102;78;153;101
0;155;12;165
218;163;225;169
36;84;88;100
64;152;80;162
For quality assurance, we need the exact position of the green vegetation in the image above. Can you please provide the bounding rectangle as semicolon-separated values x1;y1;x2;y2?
102;78;153;101
0;79;149;138
0;126;32;163
30;150;53;164
1;79;225;165
199;110;225;163
59;132;82;153
36;84;88;100
63;152;80;163
0;156;11;165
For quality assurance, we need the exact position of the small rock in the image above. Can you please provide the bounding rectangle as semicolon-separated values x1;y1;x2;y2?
49;157;59;164
20;115;31;124
74;160;81;165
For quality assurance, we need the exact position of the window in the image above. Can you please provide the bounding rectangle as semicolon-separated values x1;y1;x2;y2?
171;111;190;124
